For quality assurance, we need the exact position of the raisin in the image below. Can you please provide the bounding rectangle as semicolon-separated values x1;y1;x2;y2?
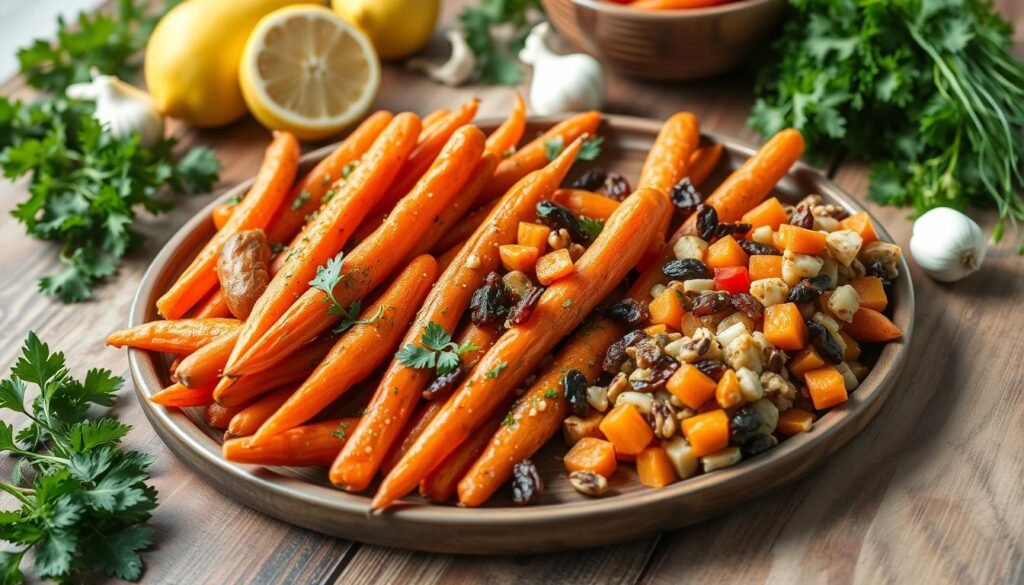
696;204;719;241
603;330;649;373
790;205;814;229
422;367;463;401
766;348;787;373
571;168;607;191
630;336;665;368
662;258;710;280
563;369;589;418
713;222;752;239
607;298;650;326
602;171;631;201
786;275;831;304
737;239;781;256
512;459;544;505
866;261;893;287
506;286;544;326
805;319;844;364
742;433;774;456
469;271;511;326
536;201;583;241
690;291;731;317
669;177;703;215
729;406;764;445
694;359;727;382
730;292;764;322
630;358;679;393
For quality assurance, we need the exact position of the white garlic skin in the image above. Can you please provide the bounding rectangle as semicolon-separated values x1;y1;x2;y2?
519;23;605;116
66;74;165;149
406;29;475;87
909;207;986;282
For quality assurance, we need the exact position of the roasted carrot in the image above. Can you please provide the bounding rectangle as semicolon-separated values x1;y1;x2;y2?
458;318;623;507
106;318;240;353
431;199;498;255
408;153;499;259
484;93;527;158
637;112;700;264
223;418;358;467
420;411;504;502
481;111;601;202
843;308;903;342
214;337;334;407
225;125;485;379
552;189;620;220
174;330;239;388
421;108;449;128
373;187;669;509
437;239;465;272
212;203;233;230
205;402;242;431
158;132;300;319
687;143;724;188
193;290;232;319
225;387;293;439
220;113;421;381
249;255;438;444
150;382;215;407
330;139;587;493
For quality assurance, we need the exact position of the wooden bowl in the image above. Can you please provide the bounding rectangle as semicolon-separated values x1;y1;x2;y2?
541;0;788;80
128;114;913;554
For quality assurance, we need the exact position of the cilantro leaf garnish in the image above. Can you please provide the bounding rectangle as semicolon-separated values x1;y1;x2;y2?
544;135;603;162
485;361;508;379
578;216;604;241
396;322;477;376
309;252;383;334
458;0;543;85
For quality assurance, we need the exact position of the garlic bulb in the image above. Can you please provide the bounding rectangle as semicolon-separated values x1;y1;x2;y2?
519;22;605;116
407;30;476;87
66;70;164;148
909;207;986;282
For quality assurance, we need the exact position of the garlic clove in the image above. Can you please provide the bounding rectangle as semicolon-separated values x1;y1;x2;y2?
909;207;986;282
65;72;165;149
519;22;605;116
406;30;475;87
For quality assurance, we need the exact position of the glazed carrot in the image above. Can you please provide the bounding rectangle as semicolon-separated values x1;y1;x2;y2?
174;330;239;388
422;108;449;128
687;143;724;188
431;200;498;255
843;308;903;342
223;418;358;467
250;255;438;444
225;387;293;438
637;112;700;263
482;110;601;201
150;382;215;407
408;153;499;259
484;93;527;158
212;203;233;230
225;125;484;379
552;189;620;220
158;132;300;319
373;187;670;509
437;239;465;272
457;318;622;507
205;402;242;431
331;139;587;493
106;318;240;353
221;113;421;379
215;337;334;407
632;0;730;8
193;290;232;319
420;411;504;502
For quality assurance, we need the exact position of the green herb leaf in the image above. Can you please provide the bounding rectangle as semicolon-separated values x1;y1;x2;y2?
396;322;476;376
544;136;564;162
544;389;559;399
458;0;543;86
578;136;604;161
485;361;508;379
577;216;604;241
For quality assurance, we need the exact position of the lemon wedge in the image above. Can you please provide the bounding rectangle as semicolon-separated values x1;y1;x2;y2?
240;5;380;140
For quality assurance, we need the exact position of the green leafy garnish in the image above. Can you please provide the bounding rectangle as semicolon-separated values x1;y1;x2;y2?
308;252;383;334
561;299;574;309
459;0;544;85
500;412;517;427
291;190;311;211
332;421;350;440
544;135;603;162
544;136;564;162
544;389;559;399
0;332;157;583
341;162;357;178
578;216;604;241
484;361;508;379
396;322;477;376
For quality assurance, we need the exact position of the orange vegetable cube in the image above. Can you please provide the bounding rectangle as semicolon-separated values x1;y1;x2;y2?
681;409;730;457
843;308;902;342
648;289;686;329
615;448;636;463
839;211;878;245
748;254;783;280
788;346;825;379
535;248;574;285
805;366;848;410
645;324;669;336
499;244;539;273
562;411;605;446
715;369;742;409
839;331;861;361
776;224;827;255
563;437;618;478
517;222;550;252
850;276;888;311
705;235;749;269
762;303;807;350
599;404;654;455
741;197;789;230
666;364;717;410
636;446;677;488
777;408;815;436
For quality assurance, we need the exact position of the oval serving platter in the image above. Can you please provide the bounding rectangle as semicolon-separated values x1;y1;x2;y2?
128;114;913;554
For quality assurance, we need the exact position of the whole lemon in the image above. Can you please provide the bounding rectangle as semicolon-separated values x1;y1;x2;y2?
331;0;440;60
145;0;317;127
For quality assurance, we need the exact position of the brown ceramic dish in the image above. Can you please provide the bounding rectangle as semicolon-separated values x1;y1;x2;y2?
128;114;913;554
542;0;788;80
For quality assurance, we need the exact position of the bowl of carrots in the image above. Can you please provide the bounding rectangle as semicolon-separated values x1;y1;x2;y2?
541;0;788;80
112;100;913;554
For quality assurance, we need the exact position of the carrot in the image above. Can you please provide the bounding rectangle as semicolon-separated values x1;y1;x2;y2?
552;189;620;220
421;108;449;128
564;437;618;478
212;203;233;230
150;382;215;407
763;302;807;350
456;319;621;507
331;140;587;493
224;124;483;379
600;404;654;456
223;418;358;467
373;187;670;509
219;113;420;378
843;308;903;342
481;111;601;202
681;409;729;457
193;290;232;319
249;255;438;444
214;337;334;407
632;0;730;9
637;112;700;263
106;318;240;353
225;387;293;439
484;93;527;158
205;402;242;431
419;411;503;502
805;366;848;410
705;235;749;269
437;239;465;272
174;330;239;389
158;132;300;319
687;143;724;188
431;200;498;254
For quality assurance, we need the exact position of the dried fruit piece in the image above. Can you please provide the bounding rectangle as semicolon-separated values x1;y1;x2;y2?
713;222;753;239
670;177;703;215
694;359;727;382
786;275;831;304
630;358;679;393
730;292;765;321
536;200;583;241
470;271;511;326
866;260;893;287
512;459;544;505
607;298;650;326
564;369;590;418
506;286;544;327
742;433;774;456
572;168;607;191
696;204;719;241
729;406;764;445
604;330;649;373
602;171;631;201
690;291;731;317
738;239;781;256
662;258;710;281
805;319;844;364
790;205;814;229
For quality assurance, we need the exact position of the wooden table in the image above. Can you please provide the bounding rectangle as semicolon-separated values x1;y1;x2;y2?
1;2;1022;583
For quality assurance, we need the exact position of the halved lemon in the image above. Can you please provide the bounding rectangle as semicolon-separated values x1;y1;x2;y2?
239;5;380;141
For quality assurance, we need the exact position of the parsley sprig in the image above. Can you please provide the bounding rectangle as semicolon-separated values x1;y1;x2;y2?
544;136;603;162
308;252;383;334
396;322;477;376
578;216;604;241
0;333;157;583
459;0;544;85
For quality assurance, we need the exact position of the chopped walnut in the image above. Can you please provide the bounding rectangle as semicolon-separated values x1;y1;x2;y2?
760;371;797;412
724;333;763;373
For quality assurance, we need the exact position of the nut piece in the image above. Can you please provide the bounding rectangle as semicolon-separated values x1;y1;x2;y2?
813;215;841;232
736;367;764;402
217;229;272;320
724;333;763;373
782;249;824;286
749;278;789;307
663;436;700;479
548;228;570;250
615;391;654;414
828;284;861;322
760;371;797;412
649;399;677;439
701;446;742;472
586;385;609;413
672;235;708;261
860;241;901;279
606;372;630;404
826;229;863;266
683;278;715;293
568;471;608;497
835;362;860;391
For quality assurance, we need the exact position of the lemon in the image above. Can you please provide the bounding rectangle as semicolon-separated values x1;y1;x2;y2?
332;0;439;60
239;5;380;141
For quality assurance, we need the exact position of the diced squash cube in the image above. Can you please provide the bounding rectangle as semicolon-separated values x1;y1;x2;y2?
599;404;653;455
563;412;605;446
715;368;742;409
499;244;539;273
564;437;618;478
741;197;789;230
681;409;730;457
648;289;686;329
839;211;878;245
763;303;807;350
777;224;827;255
637;446;677;488
705;235;749;269
805;366;848;410
517;222;550;252
748;254;783;280
788;346;825;379
536;248;574;285
850;276;887;311
666;364;717;410
777;408;815;435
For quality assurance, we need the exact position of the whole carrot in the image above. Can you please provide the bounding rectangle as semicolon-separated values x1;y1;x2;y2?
174;330;239;388
421;108;450;128
106;318;240;353
212;203;233;230
687;143;724;188
226;387;295;439
372;187;669;509
193;290;232;319
150;382;215;408
431;199;498;255
214;336;335;407
552;189;620;220
225;125;485;378
330;138;586;493
484;93;527;158
158;132;300;319
421;411;504;502
205;402;242;431
637;112;700;264
249;255;439;444
436;239;465;272
223;418;358;467
408;153;498;259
